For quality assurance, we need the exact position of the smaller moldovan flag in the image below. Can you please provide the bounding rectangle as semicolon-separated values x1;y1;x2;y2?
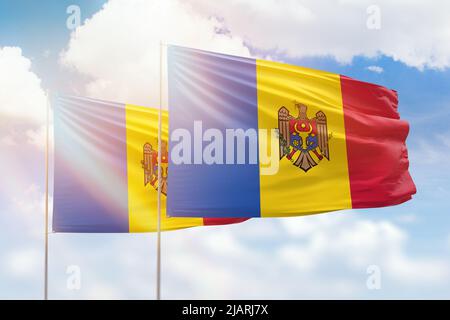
52;95;247;232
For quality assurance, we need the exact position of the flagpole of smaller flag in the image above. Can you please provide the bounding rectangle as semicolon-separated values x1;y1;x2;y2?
156;41;163;300
44;90;50;300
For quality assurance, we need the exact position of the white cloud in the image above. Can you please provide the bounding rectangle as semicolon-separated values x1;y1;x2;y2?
3;247;41;279
42;49;51;59
60;0;252;106
85;284;123;300
366;65;384;73
5;212;446;299
2;0;445;299
0;46;48;149
395;214;417;224
386;253;448;284
278;216;449;285
157;214;450;298
191;0;450;70
411;132;450;166
0;47;47;124
60;0;450;107
11;184;45;217
26;126;46;149
25;124;53;150
0;135;17;147
10;184;49;239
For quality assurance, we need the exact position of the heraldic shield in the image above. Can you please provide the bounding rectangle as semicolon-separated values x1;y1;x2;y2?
141;140;168;195
278;102;331;172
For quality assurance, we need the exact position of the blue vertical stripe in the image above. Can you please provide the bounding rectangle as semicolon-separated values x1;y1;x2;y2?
167;46;261;218
53;95;130;232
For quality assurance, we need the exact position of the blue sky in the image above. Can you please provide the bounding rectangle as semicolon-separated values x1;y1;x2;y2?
1;0;450;299
0;0;105;90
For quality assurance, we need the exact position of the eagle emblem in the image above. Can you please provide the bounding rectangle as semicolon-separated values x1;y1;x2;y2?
278;102;331;172
141;140;168;195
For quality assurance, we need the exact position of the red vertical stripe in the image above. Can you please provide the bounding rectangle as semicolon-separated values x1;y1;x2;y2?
341;75;416;208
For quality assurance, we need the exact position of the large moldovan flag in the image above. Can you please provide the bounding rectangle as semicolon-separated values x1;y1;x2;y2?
167;46;416;218
52;95;247;232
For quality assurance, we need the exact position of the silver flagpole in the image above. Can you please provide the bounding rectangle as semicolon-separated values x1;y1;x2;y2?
44;90;50;300
156;41;163;300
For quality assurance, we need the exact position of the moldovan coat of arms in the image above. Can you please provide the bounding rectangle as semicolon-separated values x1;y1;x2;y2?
278;102;331;172
141;141;168;195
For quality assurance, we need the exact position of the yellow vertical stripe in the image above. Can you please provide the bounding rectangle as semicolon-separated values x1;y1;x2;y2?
256;60;352;217
125;105;203;232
